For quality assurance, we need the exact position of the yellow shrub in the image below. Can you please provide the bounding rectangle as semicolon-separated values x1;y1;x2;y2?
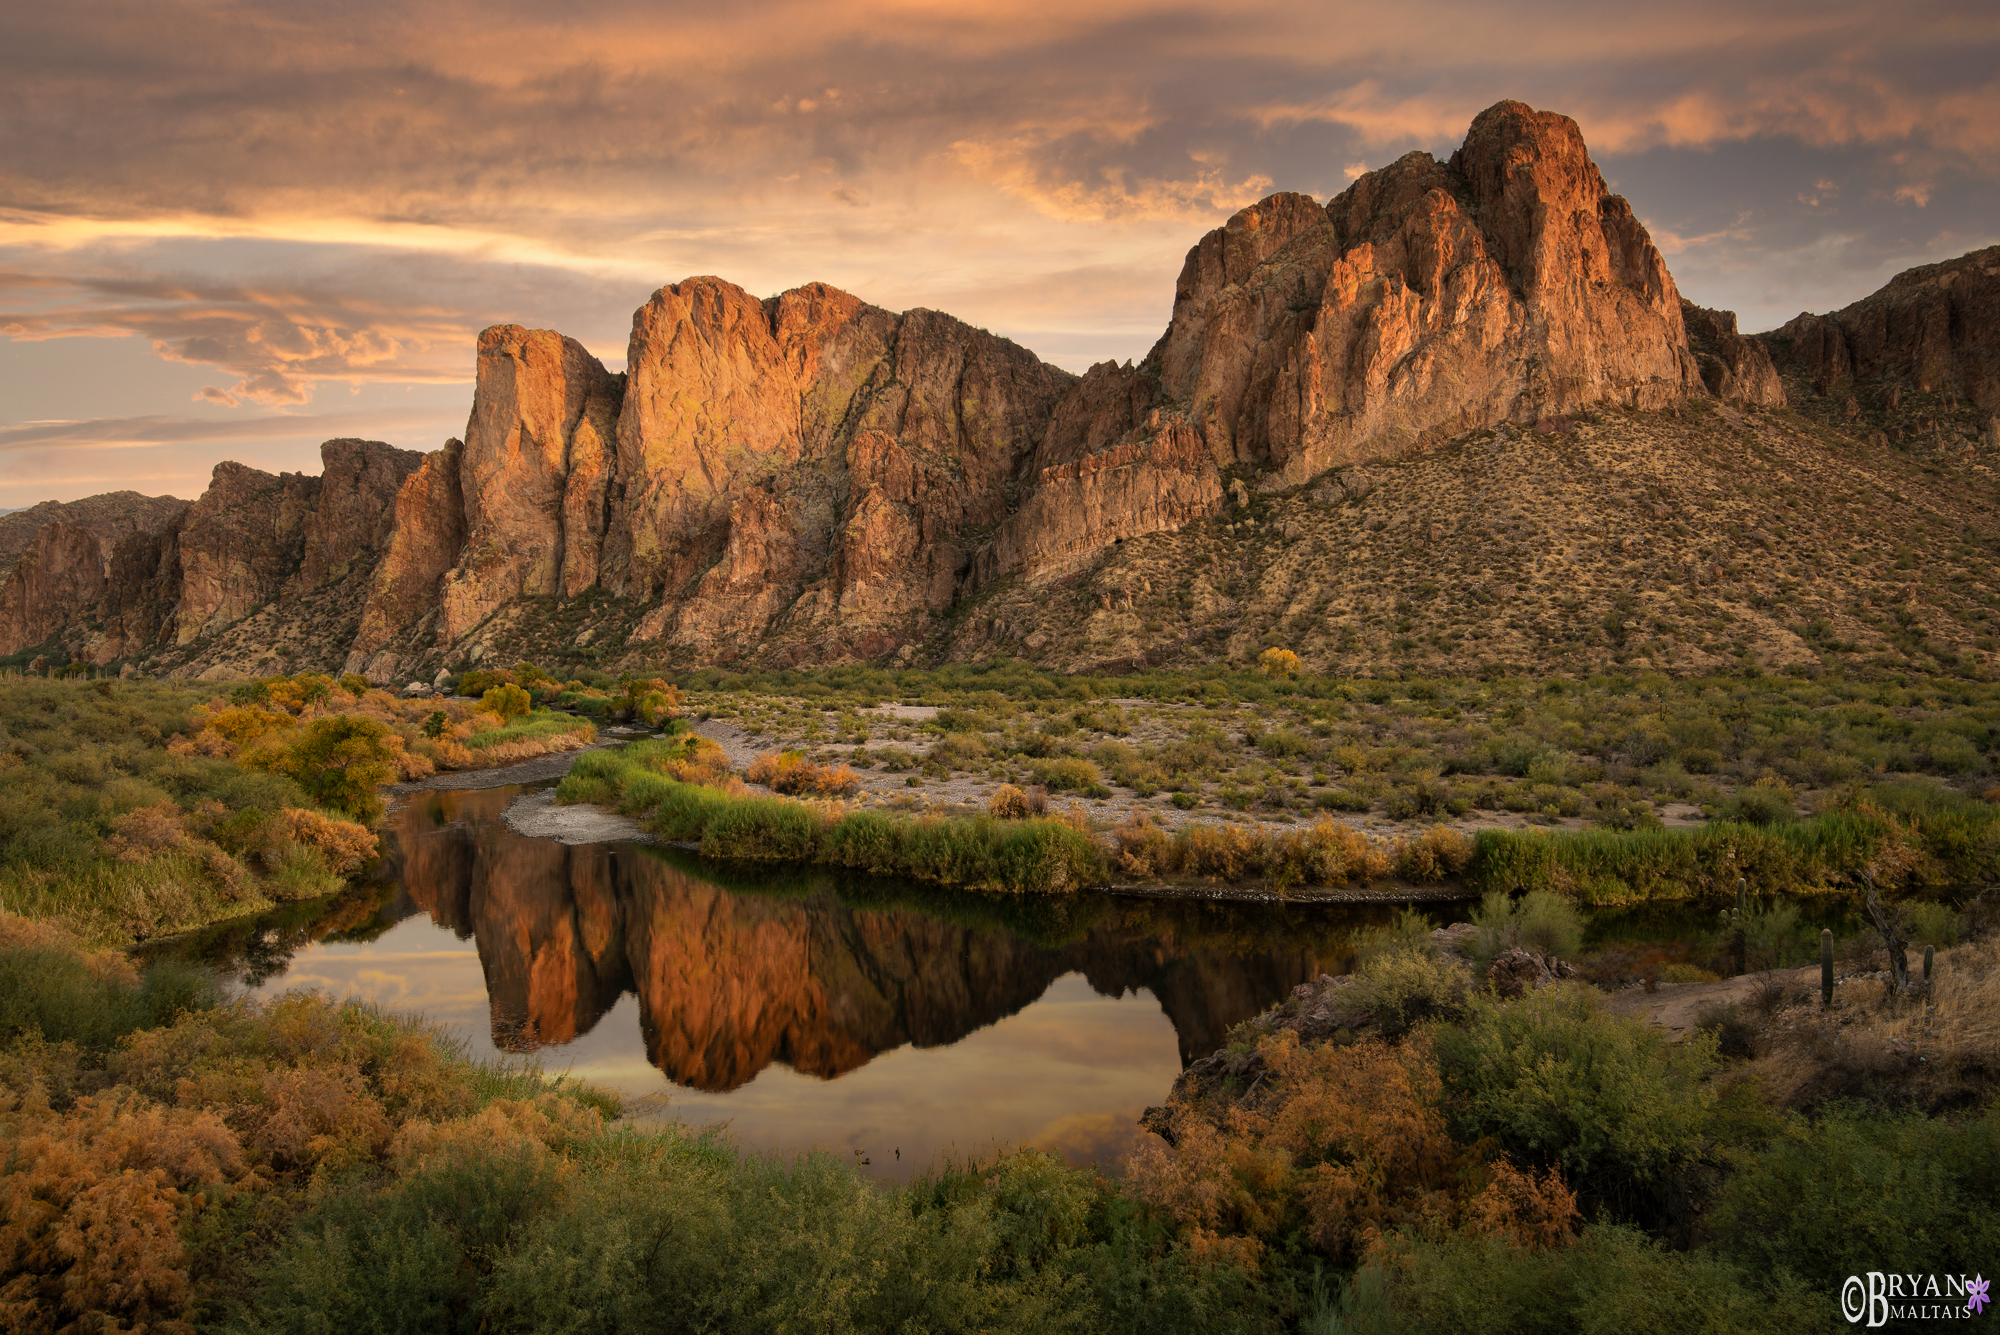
1396;826;1474;883
276;808;379;874
988;784;1031;819
1271;819;1393;889
1174;823;1268;882
103;802;189;863
1112;811;1175;879
1258;647;1302;679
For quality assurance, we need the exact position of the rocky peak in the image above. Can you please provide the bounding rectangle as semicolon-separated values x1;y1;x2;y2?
173;461;319;646
1137;98;1702;484
299;439;426;589
440;327;624;641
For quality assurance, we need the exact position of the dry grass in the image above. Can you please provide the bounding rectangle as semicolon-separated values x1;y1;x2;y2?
1745;936;2000;1110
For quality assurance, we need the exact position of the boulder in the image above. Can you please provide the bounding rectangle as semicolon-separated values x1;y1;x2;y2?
1486;947;1554;999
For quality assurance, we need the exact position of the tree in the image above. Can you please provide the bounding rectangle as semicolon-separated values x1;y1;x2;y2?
1259;647;1302;679
246;715;398;823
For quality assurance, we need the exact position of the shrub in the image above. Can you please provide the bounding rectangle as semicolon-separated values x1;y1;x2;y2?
1719;780;1794;826
744;750;858;797
927;732;990;771
1704;1104;2000;1295
1343;1225;1835;1334
0;929;218;1051
1269;820;1393;890
1468;890;1584;972
482;684;532;721
243;714;400;823
1175;823;1268;882
276;807;380;874
1430;984;1719;1221
1396;827;1473;883
1348;946;1472;1037
1258;647;1302;679
1030;757;1105;795
988;785;1030;819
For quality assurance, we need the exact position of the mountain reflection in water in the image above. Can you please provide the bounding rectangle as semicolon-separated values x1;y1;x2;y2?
239;784;1383;1172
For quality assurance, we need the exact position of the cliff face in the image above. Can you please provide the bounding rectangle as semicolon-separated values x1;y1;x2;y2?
1077;102;1703;492
1681;302;1786;408
23;97;1947;681
1;440;419;672
1766;246;2000;412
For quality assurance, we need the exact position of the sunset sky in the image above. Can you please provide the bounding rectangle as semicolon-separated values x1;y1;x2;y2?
3;0;1996;508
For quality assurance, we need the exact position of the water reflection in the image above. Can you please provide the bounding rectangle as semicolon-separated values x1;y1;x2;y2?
389;786;1346;1090
183;784;1414;1172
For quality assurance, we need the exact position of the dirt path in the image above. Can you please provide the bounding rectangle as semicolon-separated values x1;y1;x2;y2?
1601;965;1841;1039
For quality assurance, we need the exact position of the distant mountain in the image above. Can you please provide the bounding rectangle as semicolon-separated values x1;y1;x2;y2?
5;101;1996;682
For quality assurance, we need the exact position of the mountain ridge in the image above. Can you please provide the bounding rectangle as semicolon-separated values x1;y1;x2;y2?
4;100;1997;682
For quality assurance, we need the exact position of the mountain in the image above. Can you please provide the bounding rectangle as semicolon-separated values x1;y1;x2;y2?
5;101;1997;681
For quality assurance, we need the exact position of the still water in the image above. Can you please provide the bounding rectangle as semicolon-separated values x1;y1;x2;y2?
196;784;1408;1177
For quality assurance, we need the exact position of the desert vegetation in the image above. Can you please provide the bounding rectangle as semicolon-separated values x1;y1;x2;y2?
0;672;597;944
537;658;1997;904
0;911;1294;1334
10;883;1996;1332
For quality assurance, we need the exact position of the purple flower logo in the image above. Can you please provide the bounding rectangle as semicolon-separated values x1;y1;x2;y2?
1971;1275;1990;1315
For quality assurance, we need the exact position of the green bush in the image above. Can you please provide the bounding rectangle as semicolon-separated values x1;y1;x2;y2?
1430;984;1718;1222
1467;890;1583;971
246;714;399;823
482;684;533;721
1705;1104;2000;1299
1328;1226;1834;1335
1348;945;1470;1037
0;947;218;1051
1718;783;1794;826
1030;757;1106;795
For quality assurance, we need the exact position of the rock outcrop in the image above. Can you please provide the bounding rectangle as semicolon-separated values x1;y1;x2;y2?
1091;101;1703;488
354;439;467;662
1767;245;2000;409
1682;302;1786;407
0;523;109;656
0;493;187;575
440;328;623;642
31;99;1996;680
172;462;320;646
299;439;424;591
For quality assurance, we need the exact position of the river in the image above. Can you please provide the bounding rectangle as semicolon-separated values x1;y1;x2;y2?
178;782;1418;1178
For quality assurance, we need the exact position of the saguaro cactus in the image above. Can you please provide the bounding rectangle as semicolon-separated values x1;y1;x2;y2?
1734;879;1748;976
1821;929;1836;1007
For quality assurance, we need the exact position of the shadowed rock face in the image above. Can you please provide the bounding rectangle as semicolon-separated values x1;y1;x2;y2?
1767;245;2000;410
1681;302;1786;408
387;789;1325;1090
0;442;413;663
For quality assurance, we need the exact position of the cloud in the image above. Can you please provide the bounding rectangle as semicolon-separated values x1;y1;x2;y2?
3;0;2000;498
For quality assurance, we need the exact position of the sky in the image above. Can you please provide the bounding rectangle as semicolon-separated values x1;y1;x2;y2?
3;0;1997;508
